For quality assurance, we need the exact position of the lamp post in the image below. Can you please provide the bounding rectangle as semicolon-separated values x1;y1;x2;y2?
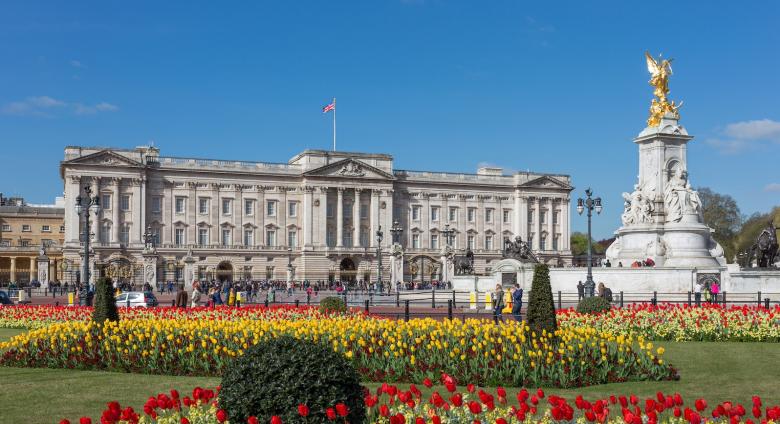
390;220;403;245
576;188;602;297
74;185;101;306
389;221;403;291
375;225;384;287
442;224;455;247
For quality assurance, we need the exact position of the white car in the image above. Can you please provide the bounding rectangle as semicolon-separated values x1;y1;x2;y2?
115;291;159;308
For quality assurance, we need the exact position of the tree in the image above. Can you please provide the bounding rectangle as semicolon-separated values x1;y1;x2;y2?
696;187;742;262
570;232;606;256
92;277;119;323
526;264;557;335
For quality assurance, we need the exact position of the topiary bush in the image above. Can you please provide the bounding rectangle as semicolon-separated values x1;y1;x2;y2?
92;277;119;323
319;296;347;314
576;296;612;314
526;264;557;334
220;335;366;423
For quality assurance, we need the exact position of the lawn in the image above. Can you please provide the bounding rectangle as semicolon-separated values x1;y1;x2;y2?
0;330;778;423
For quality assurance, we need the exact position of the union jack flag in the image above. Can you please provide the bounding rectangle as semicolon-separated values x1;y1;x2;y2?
322;102;335;113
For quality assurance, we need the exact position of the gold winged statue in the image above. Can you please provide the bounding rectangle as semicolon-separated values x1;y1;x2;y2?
645;51;682;127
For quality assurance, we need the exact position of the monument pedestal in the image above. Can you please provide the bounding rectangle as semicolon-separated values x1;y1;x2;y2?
37;255;50;289
183;250;197;291
142;252;158;290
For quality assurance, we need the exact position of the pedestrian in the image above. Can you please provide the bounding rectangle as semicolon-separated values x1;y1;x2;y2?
175;284;188;308
286;280;293;297
167;280;174;294
492;284;505;324
704;282;712;303
710;280;720;304
191;281;201;308
597;282;606;299
511;283;523;322
577;281;584;301
694;280;703;306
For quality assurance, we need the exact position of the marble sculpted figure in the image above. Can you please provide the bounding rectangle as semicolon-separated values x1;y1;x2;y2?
621;184;654;225
663;168;702;223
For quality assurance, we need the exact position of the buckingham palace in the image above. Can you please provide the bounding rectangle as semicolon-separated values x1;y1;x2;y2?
60;145;573;286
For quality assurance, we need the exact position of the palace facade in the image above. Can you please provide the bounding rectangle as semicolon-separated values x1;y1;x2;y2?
60;146;573;284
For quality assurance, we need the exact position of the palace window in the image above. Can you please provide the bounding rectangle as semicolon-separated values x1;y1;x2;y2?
360;229;368;247
100;223;111;243
485;208;494;223
553;211;560;225
412;205;421;221
503;209;511;224
326;230;335;247
540;235;547;251
0;240;9;247
244;229;253;246
528;209;534;223
344;204;352;218
552;235;559;250
412;234;420;249
175;228;185;246
101;194;111;210
42;225;51;232
467;235;475;250
199;198;209;215
244;199;254;216
360;204;368;219
467;208;476;223
343;231;353;247
267;201;277;217
19;239;29;247
121;195;131;212
288;230;297;247
485;234;493;250
151;197;162;213
449;207;457;222
288;202;297;218
22;224;31;232
198;228;209;246
431;234;439;250
430;206;440;222
120;225;130;245
59;225;65;232
540;210;547;224
221;229;232;245
175;197;185;214
266;230;276;247
222;199;232;216
1;224;10;231
326;203;334;218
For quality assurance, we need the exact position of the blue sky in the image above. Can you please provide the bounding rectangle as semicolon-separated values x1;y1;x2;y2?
1;0;778;239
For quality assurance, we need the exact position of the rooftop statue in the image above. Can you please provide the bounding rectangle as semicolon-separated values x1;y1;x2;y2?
645;52;682;127
502;236;539;263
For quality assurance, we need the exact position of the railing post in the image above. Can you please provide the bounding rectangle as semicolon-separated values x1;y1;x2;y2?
404;300;410;322
432;291;436;309
307;293;311;305
687;291;692;307
295;299;300;308
452;290;456;308
722;291;727;307
758;291;762;308
447;300;453;320
364;299;370;314
170;299;175;308
557;291;562;310
236;299;241;308
765;298;770;309
652;291;657;306
264;298;269;308
620;291;624;308
396;291;400;307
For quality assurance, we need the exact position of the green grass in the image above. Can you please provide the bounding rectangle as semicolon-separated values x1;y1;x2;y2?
0;329;778;423
0;328;25;341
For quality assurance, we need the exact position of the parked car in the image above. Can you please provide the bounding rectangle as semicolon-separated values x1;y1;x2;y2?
0;290;12;305
115;291;159;308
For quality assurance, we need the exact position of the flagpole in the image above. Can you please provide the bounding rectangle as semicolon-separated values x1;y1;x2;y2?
332;97;337;151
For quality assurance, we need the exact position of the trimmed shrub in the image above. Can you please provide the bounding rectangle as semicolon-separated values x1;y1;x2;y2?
92;277;119;323
526;264;557;334
576;296;612;314
319;296;347;314
220;335;366;423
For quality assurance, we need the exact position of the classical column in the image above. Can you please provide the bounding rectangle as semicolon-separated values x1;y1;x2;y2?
131;179;142;244
318;187;328;248
532;198;540;250
66;175;81;243
91;177;100;243
548;198;555;250
336;188;344;247
513;190;522;237
140;176;147;241
186;182;197;246
370;189;380;248
210;183;220;244
256;186;266;247
112;178;121;244
353;188;361;247
303;186;313;248
562;197;570;250
10;257;16;282
519;196;529;241
384;189;394;244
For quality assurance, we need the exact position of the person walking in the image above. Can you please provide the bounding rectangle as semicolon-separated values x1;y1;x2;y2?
191;281;201;308
694;280;703;307
175;284;188;308
511;283;523;322
492;284;505;324
710;280;720;305
577;281;584;301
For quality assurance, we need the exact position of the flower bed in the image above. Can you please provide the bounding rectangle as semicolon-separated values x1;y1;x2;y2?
0;314;674;387
558;304;780;342
61;380;780;423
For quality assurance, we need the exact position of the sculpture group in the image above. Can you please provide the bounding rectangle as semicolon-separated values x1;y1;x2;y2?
743;221;779;269
502;236;538;263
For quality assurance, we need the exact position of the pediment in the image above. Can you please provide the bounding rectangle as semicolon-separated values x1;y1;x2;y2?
519;175;572;190
303;158;394;180
65;150;143;168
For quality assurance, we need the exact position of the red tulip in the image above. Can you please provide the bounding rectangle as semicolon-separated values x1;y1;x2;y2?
379;404;390;417
695;399;707;412
335;403;349;417
181;418;190;424
415;418;425;424
496;418;508;424
216;409;227;423
79;418;92;424
326;407;337;420
468;401;482;414
270;416;282;424
423;378;433;388
247;417;258;424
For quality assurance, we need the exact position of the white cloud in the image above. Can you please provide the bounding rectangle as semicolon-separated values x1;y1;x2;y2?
1;96;118;117
69;59;86;68
705;119;780;154
765;183;780;193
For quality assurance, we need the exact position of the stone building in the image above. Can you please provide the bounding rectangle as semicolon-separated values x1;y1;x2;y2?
0;196;65;284
60;146;573;286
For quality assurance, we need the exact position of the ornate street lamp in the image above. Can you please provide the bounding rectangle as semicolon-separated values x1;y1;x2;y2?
375;225;384;286
74;185;101;306
390;220;403;245
576;188;602;297
442;224;455;247
286;246;293;280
